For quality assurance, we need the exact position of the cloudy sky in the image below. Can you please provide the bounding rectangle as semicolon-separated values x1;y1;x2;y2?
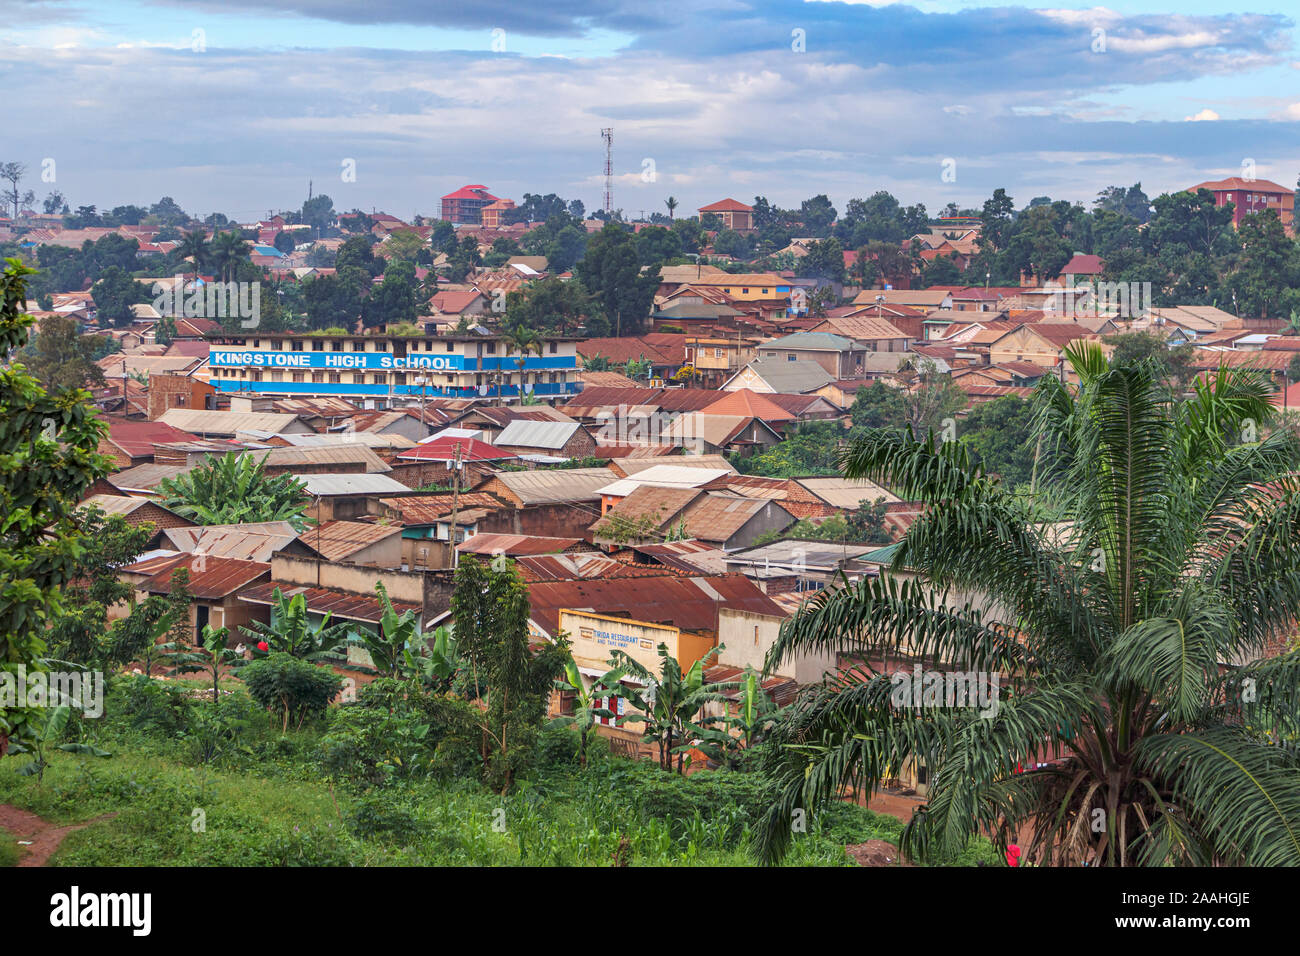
3;0;1298;221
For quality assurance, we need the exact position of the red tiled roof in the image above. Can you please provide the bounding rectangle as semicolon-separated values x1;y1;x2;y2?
698;198;753;213
702;388;798;422
1190;178;1291;194
442;185;498;201
1060;254;1104;275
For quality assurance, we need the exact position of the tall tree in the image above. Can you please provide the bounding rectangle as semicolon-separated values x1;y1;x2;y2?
578;224;660;337
0;261;111;758
758;345;1300;866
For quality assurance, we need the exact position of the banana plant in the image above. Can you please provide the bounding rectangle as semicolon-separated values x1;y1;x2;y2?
611;643;737;773
167;624;243;704
354;581;448;680
9;705;111;782
401;624;461;691
689;666;777;770
551;651;626;767
241;589;351;662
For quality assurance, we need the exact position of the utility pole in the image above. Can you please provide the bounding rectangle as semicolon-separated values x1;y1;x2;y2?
448;440;463;569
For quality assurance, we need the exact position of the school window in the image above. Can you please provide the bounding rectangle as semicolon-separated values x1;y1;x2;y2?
351;341;364;352
446;341;455;352
351;373;364;384
328;373;341;384
292;372;304;383
312;339;324;351
549;341;557;353
330;340;342;351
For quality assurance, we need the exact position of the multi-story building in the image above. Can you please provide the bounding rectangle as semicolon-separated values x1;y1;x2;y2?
698;198;755;231
1188;177;1294;235
440;185;502;225
207;332;581;406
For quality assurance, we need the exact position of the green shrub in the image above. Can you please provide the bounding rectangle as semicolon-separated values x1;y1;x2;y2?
114;674;192;736
346;793;422;842
322;682;482;786
240;653;342;731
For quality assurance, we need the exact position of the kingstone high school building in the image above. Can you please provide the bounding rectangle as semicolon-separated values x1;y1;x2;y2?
207;332;581;404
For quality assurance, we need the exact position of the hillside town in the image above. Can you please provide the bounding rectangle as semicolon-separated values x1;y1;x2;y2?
4;161;1300;880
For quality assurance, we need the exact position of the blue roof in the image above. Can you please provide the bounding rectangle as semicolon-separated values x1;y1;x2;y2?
251;245;284;257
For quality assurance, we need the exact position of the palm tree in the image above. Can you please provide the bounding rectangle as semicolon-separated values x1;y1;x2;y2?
611;643;736;773
757;343;1300;866
178;229;209;285
241;589;351;662
665;196;679;220
210;230;251;282
500;323;542;406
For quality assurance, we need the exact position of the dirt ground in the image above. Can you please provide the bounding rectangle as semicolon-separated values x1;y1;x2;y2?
845;839;914;866
0;804;115;867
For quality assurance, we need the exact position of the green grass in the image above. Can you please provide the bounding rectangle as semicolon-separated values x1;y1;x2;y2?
0;673;997;867
0;826;21;867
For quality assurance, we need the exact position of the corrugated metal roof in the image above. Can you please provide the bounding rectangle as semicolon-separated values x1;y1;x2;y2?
495;419;581;450
297;473;411;496
592;486;699;532
159;409;307;436
380;492;505;525
525;573;784;638
124;553;271;599
79;494;175;517
794;477;900;508
514;553;676;581
162;522;301;562
614;455;736;476
398;436;516;462
242;432;416;451
107;463;192;492
458;533;584;556
682;494;787;544
238;581;418;625
250;444;392;473
486;467;614;505
306;520;403;561
630;540;730;575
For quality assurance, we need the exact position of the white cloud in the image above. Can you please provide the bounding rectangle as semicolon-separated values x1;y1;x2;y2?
1184;108;1220;122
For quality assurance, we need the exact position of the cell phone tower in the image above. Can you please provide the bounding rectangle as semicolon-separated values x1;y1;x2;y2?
601;127;613;215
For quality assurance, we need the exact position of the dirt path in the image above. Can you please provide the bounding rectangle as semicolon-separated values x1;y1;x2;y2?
0;804;116;867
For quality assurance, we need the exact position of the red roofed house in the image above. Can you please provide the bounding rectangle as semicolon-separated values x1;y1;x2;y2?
441;185;503;226
1189;177;1294;235
698;198;754;231
701;388;799;424
1059;253;1105;286
393;434;518;490
98;416;200;467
